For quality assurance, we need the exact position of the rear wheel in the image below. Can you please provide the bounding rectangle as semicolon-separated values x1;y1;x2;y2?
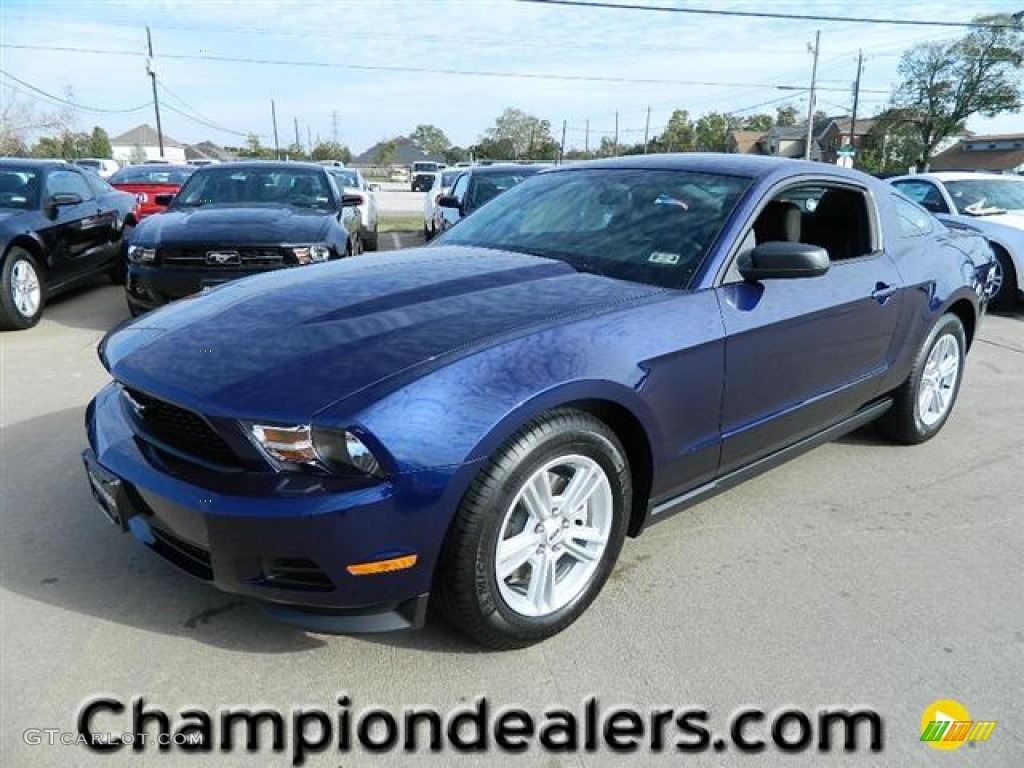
110;222;134;285
879;313;965;444
988;244;1017;310
435;410;630;649
0;247;45;331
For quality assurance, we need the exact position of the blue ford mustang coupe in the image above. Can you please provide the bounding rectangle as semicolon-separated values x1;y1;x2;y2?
83;155;993;648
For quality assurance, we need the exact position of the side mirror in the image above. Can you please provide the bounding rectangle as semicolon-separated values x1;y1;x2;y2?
48;192;82;209
437;194;461;210
340;193;364;207
154;193;175;207
368;183;380;192
737;242;830;281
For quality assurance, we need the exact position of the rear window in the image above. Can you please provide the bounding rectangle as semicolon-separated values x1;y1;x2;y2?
0;168;39;209
109;166;194;185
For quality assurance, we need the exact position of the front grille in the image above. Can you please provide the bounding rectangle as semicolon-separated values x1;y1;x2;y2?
262;558;335;592
123;386;239;468
159;246;289;269
150;526;213;580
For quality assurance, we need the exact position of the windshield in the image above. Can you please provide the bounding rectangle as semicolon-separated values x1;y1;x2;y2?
413;162;442;173
74;160;101;170
0;168;40;210
945;178;1024;215
110;166;194;185
331;169;360;188
173;167;335;209
440;170;461;186
437;168;751;289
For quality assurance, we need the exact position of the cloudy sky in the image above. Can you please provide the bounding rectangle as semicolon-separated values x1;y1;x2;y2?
1;0;1020;154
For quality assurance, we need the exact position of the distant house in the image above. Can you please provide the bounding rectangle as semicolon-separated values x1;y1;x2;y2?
726;123;825;161
184;140;234;164
817;117;878;165
929;133;1024;174
110;124;186;164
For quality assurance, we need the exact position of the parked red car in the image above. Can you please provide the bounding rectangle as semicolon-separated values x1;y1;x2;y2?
108;165;195;219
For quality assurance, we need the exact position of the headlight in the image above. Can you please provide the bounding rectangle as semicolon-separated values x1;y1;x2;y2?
127;245;156;263
292;244;331;264
246;423;384;478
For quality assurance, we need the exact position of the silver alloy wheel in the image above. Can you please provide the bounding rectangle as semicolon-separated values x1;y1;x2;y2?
11;258;40;318
495;454;613;618
987;257;1003;298
917;334;960;427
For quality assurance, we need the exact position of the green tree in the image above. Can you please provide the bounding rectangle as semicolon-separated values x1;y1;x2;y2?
375;138;400;166
775;105;799;126
239;133;273;158
891;13;1023;169
482;108;556;159
309;140;351;163
694;112;740;152
743;113;774;132
658;109;696;152
409;124;450;157
87;126;112;158
472;137;516;160
444;145;470;164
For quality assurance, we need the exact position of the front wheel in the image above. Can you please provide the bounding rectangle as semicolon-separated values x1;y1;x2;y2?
879;313;966;444
435;410;630;649
988;244;1018;310
364;227;379;252
0;247;46;331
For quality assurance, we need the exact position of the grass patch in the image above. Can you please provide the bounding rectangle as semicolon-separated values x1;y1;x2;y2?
378;215;423;233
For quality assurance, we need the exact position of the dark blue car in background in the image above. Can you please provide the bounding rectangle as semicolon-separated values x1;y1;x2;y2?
83;154;993;649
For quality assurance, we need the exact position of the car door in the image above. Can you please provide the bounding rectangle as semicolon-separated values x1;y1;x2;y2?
40;168;111;284
715;180;905;474
439;173;469;231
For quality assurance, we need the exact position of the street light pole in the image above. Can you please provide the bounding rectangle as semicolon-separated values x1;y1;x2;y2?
146;26;165;158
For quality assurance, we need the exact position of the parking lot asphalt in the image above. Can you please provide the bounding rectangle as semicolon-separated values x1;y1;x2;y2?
374;181;429;217
1;259;1021;766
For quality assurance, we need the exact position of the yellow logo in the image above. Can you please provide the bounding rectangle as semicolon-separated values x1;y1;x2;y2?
921;699;996;750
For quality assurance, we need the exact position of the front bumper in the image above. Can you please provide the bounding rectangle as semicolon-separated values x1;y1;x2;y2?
83;383;456;632
126;263;291;312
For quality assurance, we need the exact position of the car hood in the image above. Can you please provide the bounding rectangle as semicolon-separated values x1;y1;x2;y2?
0;209;29;225
103;246;664;422
135;204;330;244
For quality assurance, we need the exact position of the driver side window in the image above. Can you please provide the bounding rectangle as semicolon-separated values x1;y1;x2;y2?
45;169;94;202
449;173;468;202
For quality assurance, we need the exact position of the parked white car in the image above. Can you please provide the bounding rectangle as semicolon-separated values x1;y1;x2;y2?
890;172;1024;308
422;168;465;240
328;167;379;251
73;158;120;179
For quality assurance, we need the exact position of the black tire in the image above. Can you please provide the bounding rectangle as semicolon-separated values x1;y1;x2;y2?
434;409;631;649
364;227;379;252
0;246;46;331
110;222;134;285
989;244;1018;310
879;313;966;445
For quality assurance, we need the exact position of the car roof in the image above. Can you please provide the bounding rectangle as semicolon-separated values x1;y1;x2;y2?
0;157;74;170
191;161;329;172
461;164;545;176
891;171;1021;183
111;164;195;175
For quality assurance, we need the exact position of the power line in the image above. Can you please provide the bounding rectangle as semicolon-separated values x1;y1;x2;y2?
157;82;265;138
0;68;150;113
517;0;1019;29
0;43;892;94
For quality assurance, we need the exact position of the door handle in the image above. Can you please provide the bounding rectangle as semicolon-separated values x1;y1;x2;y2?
871;282;898;304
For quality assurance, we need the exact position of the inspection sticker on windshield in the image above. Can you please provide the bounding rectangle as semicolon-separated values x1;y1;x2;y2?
649;251;681;265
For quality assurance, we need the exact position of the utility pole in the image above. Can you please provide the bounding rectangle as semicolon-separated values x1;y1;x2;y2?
145;27;165;158
585;119;590;156
332;110;339;143
560;119;566;164
293;117;300;152
307;125;312;154
849;49;863;168
614;111;619;156
270;100;280;159
643;106;651;154
804;29;821;161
